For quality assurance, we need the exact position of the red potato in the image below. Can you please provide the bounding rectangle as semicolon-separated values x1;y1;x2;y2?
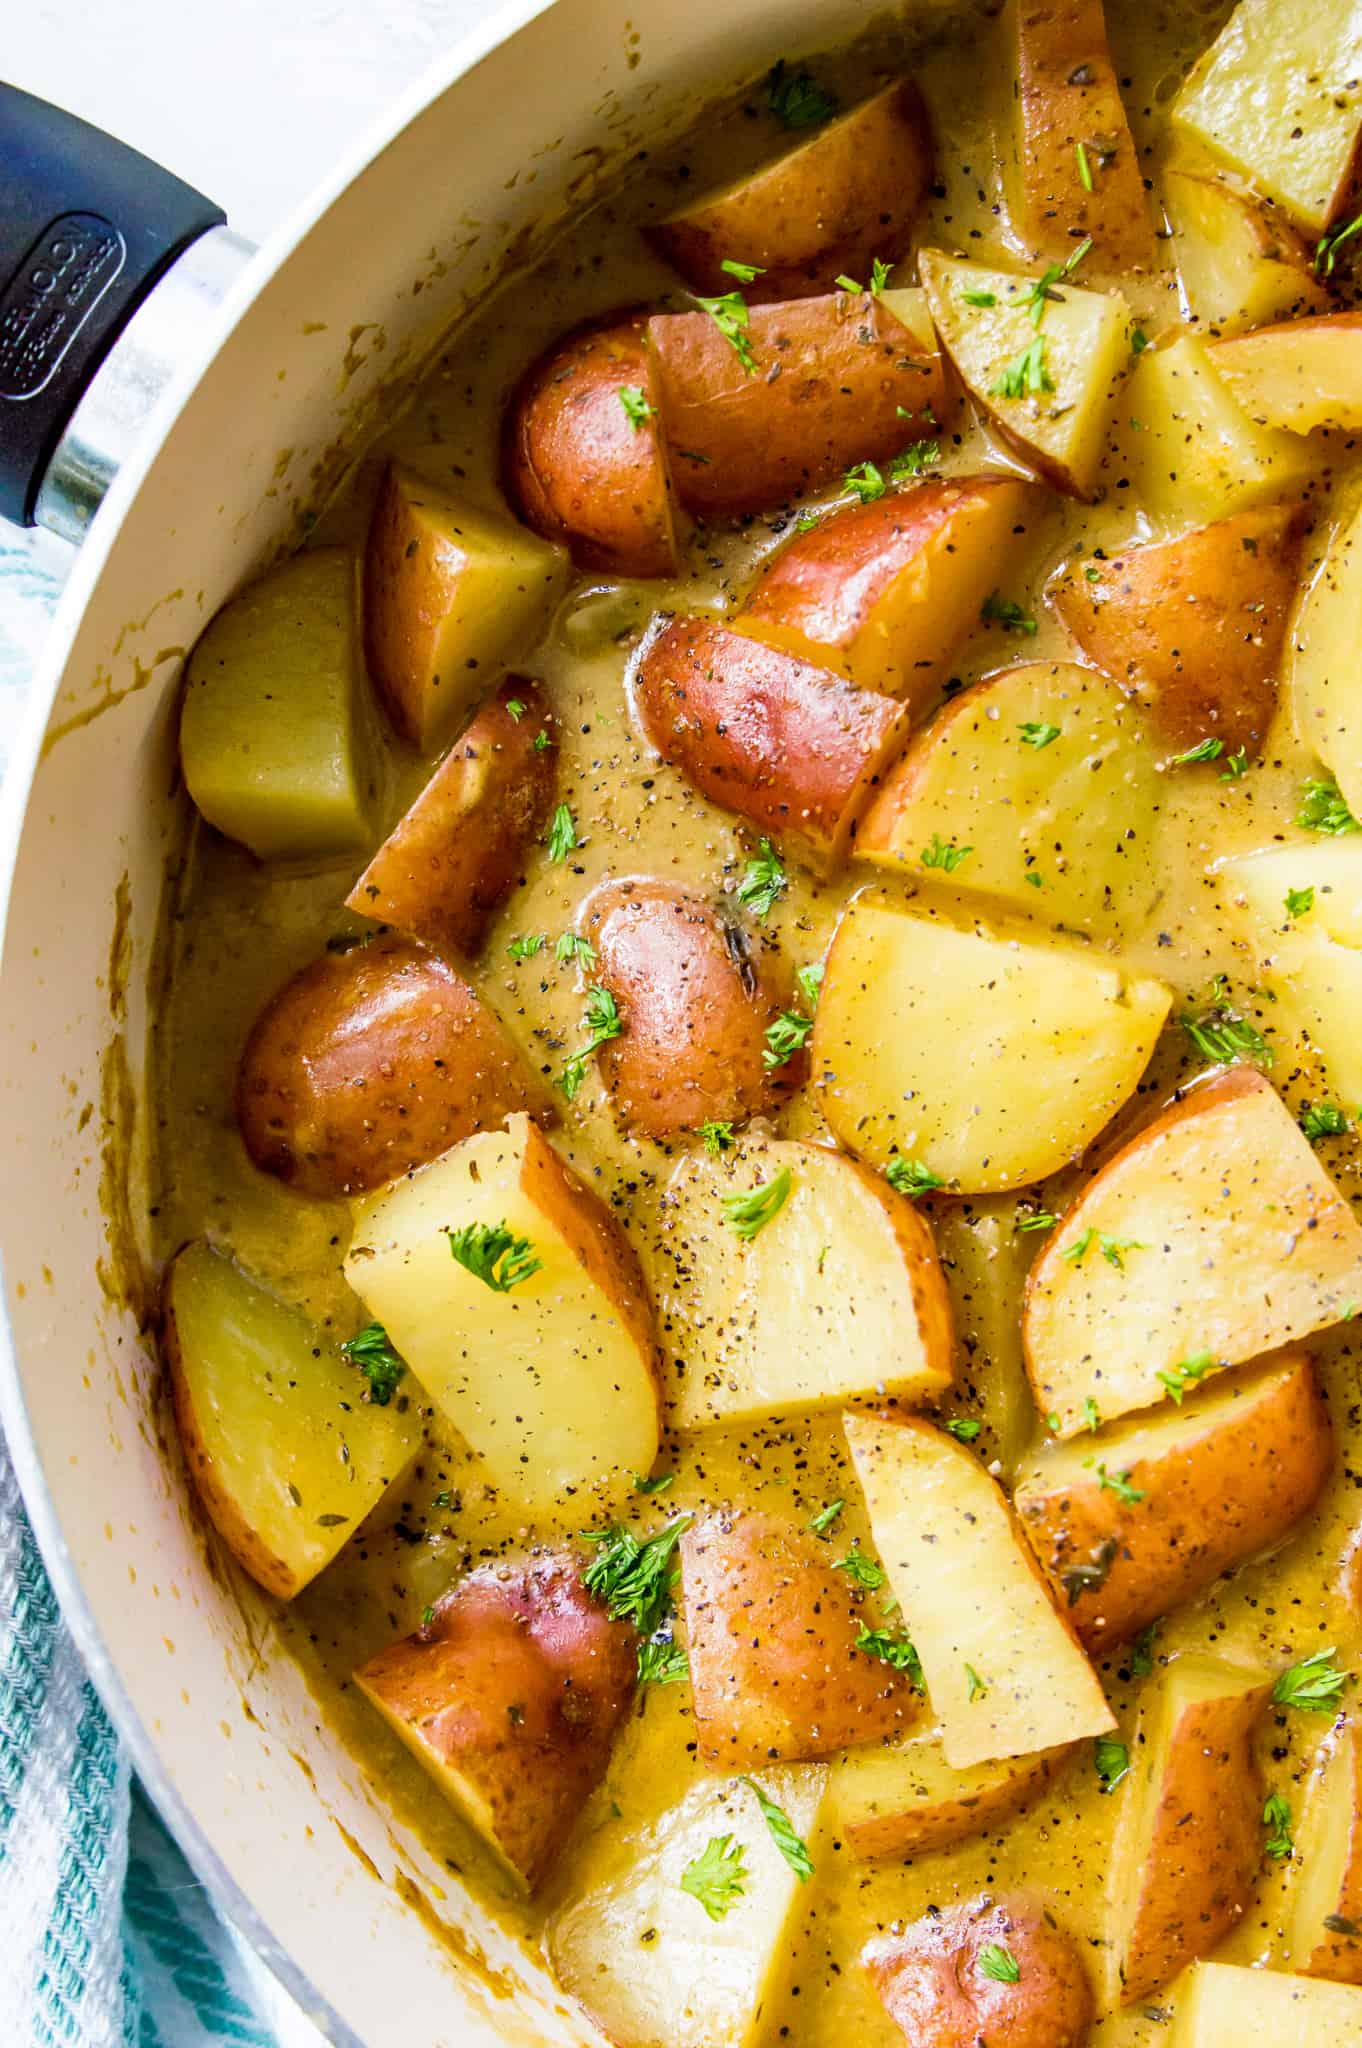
502;314;684;578
735;475;1039;710
236;938;553;1198
1009;0;1156;268
647;292;949;517
632;616;909;867
680;1510;919;1769
346;679;556;957
354;1549;636;1891
1213;312;1362;434
581;878;797;1140
864;1895;1095;2048
647;81;933;302
1048;500;1305;754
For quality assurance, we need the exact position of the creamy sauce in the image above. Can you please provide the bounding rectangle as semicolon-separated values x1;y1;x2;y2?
151;2;1362;2038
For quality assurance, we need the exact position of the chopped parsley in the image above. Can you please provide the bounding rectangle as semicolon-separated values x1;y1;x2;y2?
736;838;788;919
844;459;888;504
796;961;824;1008
977;1943;1020;1984
720;257;765;283
637;1634;689;1686
832;1550;885;1590
694;289;756;374
1061;1228;1146;1271
1019;720;1060;749
1025;238;1092;326
1095;1735;1129;1791
886;1157;945;1198
1180;980;1274;1068
890;438;941;479
1172;737;1223;766
921;832;973;872
963;287;997;307
809;1499;845;1535
857;1629;925;1689
1285;887;1315;918
1263;1791;1294;1860
1220;746;1249;780
340;1322;406;1405
1096;1465;1146;1505
765;59;839;129
533;727;552;752
680;1834;747;1920
1299;777;1361;835
1075;140;1094;192
1315;209;1362;277
1083;1397;1102;1433
505;698;526;721
1018;1210;1058;1233
700;1119;736;1156
507;932;546;961
742;1779;814;1880
581;1514;691;1660
446;1221;542;1293
1302;1101;1350;1142
1156;1350;1215;1404
990;335;1053;400
982;590;1039;635
723;1165;793;1239
545;802;578;863
559;985;624;1100
1130;325;1150;355
764;1009;814;1069
946;1417;982;1442
965;1664;988;1701
1129;1623;1157;1676
556;931;597;968
618;385;653;430
835;256;892;296
1273;1647;1349;1714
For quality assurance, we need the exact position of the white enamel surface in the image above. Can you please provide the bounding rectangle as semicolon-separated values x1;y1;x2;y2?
0;1;957;2042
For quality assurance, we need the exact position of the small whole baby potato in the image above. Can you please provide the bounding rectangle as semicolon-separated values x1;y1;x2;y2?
864;1895;1094;2048
236;937;553;1197
581;878;798;1140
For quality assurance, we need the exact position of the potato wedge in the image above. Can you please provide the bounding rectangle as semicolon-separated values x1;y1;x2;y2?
354;1548;636;1890
1105;1654;1269;2005
647;80;933;301
1119;333;1315;524
934;1200;1040;1478
680;1510;920;1768
582;879;794;1140
856;660;1163;935
345;1114;661;1513
180;547;373;864
1023;1068;1362;1436
550;1763;825;2048
345;679;556;957
1173;0;1362;235
503;314;684;578
646;289;948;517
1287;1717;1362;1982
652;1134;954;1432
164;1241;418;1600
812;894;1171;1194
363;463;569;748
1171;1961;1362;2045
735;476;1039;711
826;1724;1063;1860
1219;843;1362;1102
1048;502;1305;755
918;248;1130;498
1213;313;1362;435
865;1895;1095;2047
1289;483;1362;820
1165;167;1329;337
1008;0;1155;268
845;1412;1115;1770
632;617;909;868
236;938;552;1198
1015;1350;1332;1649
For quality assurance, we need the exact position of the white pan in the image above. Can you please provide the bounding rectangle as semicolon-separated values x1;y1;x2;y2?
0;0;948;2038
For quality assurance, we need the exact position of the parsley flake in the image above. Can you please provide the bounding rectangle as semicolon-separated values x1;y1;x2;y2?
977;1942;1020;1984
1273;1647;1348;1713
765;60;839;129
742;1779;814;1880
886;1157;945;1198
1019;720;1061;749
720;257;765;283
1299;777;1362;835
857;1628;925;1689
1172;737;1224;765
723;1165;792;1239
982;590;1039;635
833;1550;885;1590
764;1009;814;1069
1263;1791;1294;1860
844;460;888;504
1096;1465;1146;1505
966;1664;988;1701
809;1499;845;1535
695;289;756;374
1156;1350;1215;1404
963;287;998;307
340;1323;406;1405
736;839;788;919
1285;887;1315;919
680;1834;747;1920
700;1118;736;1156
1315;209;1362;276
796;961;824;1008
556;931;597;968
921;832;973;872
1302;1101;1350;1141
507;933;546;962
946;1417;982;1442
618;385;653;430
1180;986;1274;1069
990;334;1053;400
545;802;578;863
1075;140;1094;191
559;985;624;1100
446;1221;542;1293
1095;1735;1130;1791
1220;746;1249;780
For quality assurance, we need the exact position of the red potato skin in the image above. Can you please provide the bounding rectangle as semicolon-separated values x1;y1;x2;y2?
355;1551;637;1891
502;314;683;577
647;81;934;303
236;938;554;1198
647;293;950;517
680;1510;918;1768
581;879;799;1140
865;1895;1095;2048
346;679;556;957
1048;501;1305;754
632;616;910;865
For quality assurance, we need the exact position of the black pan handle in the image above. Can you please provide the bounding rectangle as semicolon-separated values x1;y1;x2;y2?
0;83;226;527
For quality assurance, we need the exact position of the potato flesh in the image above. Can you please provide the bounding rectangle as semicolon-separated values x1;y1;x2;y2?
1119;334;1313;525
918;249;1130;496
166;1241;417;1598
1219;844;1362;1103
856;660;1163;937
1287;1718;1362;1981
1288;486;1362;820
1173;0;1362;233
1214;317;1362;433
812;896;1170;1194
825;1724;1061;1859
549;1765;825;2048
179;548;372;864
1171;1962;1362;2045
1165;168;1329;337
844;1412;1114;1769
1023;1070;1362;1435
933;1202;1038;1479
345;1116;659;1514
651;1136;953;1432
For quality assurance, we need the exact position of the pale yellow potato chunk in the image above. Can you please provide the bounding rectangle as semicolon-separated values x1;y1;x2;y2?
844;1412;1115;1770
550;1764;825;2048
1171;1962;1362;2044
812;895;1171;1194
1164;166;1330;337
1120;335;1314;525
933;1200;1038;1479
1219;843;1362;1103
825;1722;1064;1860
1289;485;1362;820
1024;1069;1362;1436
1286;1717;1362;1981
164;1241;418;1600
1173;0;1362;234
919;247;1130;497
651;1136;954;1434
856;660;1163;938
345;1114;660;1515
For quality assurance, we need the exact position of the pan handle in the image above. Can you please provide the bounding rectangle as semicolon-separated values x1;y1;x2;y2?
0;83;253;542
